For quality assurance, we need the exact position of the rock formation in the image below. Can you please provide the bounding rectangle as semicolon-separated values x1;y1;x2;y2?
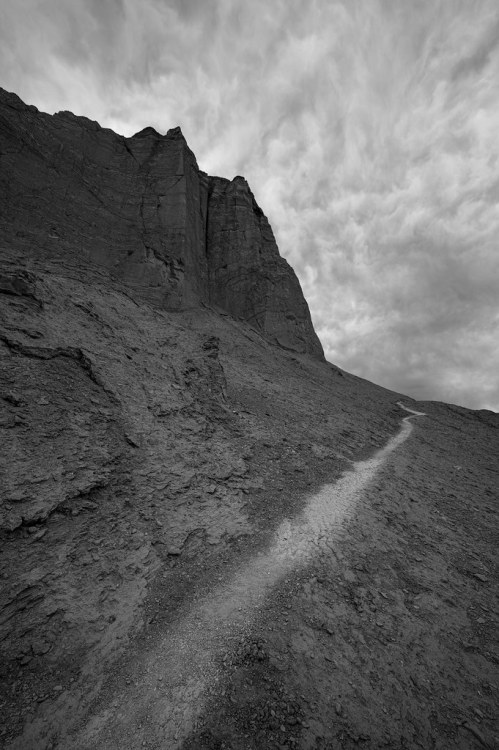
0;87;323;358
2;87;497;750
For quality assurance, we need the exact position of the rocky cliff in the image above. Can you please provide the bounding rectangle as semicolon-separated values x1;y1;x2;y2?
0;88;323;358
2;87;497;750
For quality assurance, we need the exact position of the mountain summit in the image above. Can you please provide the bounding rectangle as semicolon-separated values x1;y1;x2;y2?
0;87;323;358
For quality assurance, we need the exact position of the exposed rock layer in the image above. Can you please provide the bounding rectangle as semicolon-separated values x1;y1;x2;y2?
0;88;323;357
1;87;498;750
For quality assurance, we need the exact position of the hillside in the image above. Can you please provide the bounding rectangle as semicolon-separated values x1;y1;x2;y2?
0;89;498;750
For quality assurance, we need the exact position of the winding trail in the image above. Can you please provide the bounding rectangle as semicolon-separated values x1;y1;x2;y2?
71;402;425;749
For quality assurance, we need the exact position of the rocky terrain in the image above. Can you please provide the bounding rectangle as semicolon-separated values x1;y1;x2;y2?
0;88;322;357
0;89;498;750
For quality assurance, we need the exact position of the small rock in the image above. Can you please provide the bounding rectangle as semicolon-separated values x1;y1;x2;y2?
125;434;140;448
335;702;343;716
473;573;489;583
29;529;47;542
4;392;23;406
32;640;51;656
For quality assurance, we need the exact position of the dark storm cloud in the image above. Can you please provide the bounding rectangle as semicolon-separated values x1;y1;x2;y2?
1;0;498;410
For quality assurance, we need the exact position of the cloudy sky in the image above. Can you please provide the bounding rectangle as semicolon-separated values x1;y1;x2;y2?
2;0;498;411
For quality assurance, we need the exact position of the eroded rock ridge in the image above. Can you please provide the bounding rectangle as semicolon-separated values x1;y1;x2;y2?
0;88;323;358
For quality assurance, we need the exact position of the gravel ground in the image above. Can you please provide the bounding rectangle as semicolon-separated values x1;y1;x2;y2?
1;274;497;750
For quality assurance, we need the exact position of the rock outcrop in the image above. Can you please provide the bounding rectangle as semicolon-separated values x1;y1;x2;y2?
0;88;323;358
206;176;322;355
1;85;499;750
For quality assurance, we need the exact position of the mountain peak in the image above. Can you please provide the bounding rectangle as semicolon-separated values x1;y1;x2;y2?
131;125;163;138
0;90;323;359
166;125;185;139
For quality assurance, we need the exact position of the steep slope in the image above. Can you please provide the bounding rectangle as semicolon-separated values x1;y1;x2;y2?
0;87;323;357
0;90;498;750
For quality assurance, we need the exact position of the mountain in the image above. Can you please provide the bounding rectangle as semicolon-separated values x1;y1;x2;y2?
0;89;497;750
0;88;323;358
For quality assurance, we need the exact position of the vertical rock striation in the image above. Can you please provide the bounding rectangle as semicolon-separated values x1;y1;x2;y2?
0;87;323;357
206;175;323;355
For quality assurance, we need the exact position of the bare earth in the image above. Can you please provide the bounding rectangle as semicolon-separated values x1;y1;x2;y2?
1;276;498;750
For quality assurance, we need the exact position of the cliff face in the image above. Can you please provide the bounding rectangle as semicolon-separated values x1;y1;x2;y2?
1;87;499;750
206;176;323;355
0;88;323;357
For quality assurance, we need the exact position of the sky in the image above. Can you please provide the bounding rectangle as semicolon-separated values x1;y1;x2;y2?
1;0;498;411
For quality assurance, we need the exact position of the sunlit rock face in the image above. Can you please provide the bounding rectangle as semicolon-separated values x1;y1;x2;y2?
0;87;323;358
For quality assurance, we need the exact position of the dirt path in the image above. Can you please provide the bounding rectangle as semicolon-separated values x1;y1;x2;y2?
61;403;425;749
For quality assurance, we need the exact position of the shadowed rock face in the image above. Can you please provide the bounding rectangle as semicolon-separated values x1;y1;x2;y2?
206;176;323;355
0;88;323;358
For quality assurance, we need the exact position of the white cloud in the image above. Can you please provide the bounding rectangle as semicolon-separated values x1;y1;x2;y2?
1;0;498;410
